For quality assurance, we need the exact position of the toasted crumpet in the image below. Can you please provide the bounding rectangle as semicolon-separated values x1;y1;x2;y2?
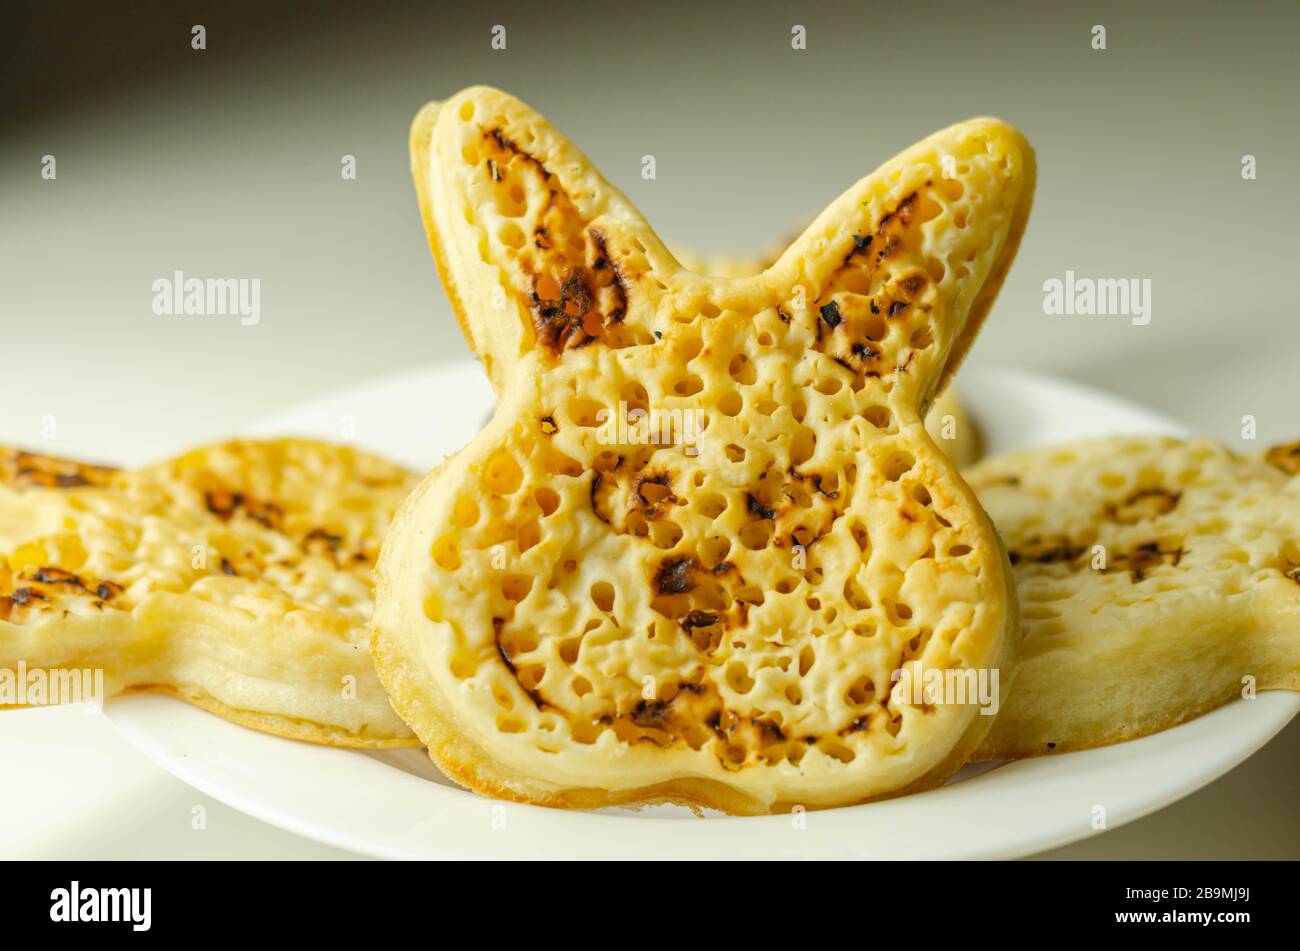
375;86;1034;813
968;436;1300;759
0;440;417;748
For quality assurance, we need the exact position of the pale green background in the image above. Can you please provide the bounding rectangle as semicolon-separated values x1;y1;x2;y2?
1;0;1296;858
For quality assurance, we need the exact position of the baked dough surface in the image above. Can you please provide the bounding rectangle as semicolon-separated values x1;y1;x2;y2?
968;436;1300;759
374;86;1034;812
676;246;981;468
0;440;417;747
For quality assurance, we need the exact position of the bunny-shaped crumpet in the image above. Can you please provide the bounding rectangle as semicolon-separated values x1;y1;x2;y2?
0;441;417;747
376;86;1035;813
968;436;1300;760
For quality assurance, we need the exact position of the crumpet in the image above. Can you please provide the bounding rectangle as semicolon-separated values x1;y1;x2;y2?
968;436;1300;759
0;440;417;748
374;87;1034;813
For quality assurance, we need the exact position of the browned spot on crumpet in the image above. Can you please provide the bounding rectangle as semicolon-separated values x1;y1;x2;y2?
204;488;285;532
494;618;551;712
1266;442;1300;476
95;581;124;601
0;564;129;621
303;527;344;553
1106;487;1181;525
680;609;727;653
2;450;117;490
1008;536;1086;567
681;609;722;629
589;472;609;525
629;698;672;729
811;191;934;377
1107;541;1184;581
609;680;798;767
9;587;44;606
480;129;629;353
617;681;718;749
745;493;776;520
591;463;678;531
655;557;698;595
31;567;88;590
634;472;677;515
895;273;925;300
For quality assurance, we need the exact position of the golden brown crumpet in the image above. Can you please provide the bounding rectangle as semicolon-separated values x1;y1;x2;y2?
969;436;1300;760
375;86;1035;813
0;440;417;748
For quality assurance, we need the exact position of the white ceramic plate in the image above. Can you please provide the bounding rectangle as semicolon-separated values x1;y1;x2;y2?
105;362;1300;859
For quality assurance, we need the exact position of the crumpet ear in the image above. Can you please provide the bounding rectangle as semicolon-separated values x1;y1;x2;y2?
412;88;675;387
764;118;1034;417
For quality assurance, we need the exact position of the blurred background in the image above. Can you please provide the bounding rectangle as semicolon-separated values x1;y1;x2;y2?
2;0;1297;858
